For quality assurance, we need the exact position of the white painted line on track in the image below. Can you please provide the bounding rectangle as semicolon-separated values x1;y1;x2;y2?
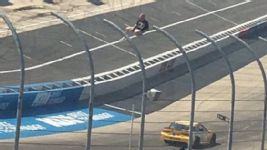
0;0;251;74
79;29;137;57
158;0;250;30
60;40;73;48
95;31;107;38
259;36;267;42
104;104;141;115
185;0;239;26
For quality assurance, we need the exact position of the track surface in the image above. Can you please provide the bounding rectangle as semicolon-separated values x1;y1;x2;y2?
1;0;267;150
0;0;266;85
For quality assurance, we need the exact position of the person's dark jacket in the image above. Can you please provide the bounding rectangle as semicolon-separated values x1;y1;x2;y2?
135;19;149;31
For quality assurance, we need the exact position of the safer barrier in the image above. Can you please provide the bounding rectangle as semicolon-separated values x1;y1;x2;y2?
0;81;84;111
0;15;266;112
238;20;267;39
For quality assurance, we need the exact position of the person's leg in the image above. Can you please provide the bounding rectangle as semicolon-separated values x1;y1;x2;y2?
126;26;134;33
134;29;143;35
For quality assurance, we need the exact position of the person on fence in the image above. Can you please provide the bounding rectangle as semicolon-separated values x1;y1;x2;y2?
125;13;149;35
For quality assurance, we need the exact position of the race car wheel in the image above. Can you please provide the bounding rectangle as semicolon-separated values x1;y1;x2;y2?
164;140;171;145
210;134;216;146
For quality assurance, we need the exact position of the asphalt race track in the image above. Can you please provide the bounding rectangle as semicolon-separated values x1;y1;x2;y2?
1;0;267;150
0;0;266;85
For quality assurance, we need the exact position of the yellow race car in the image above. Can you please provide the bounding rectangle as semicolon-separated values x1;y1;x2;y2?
161;121;216;147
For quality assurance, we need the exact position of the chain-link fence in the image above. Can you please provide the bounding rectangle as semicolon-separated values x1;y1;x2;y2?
0;0;267;150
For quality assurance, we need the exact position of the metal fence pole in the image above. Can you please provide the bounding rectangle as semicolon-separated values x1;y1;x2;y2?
0;12;26;150
103;19;147;150
153;26;196;150
195;30;236;150
51;12;95;150
257;36;267;150
129;104;135;150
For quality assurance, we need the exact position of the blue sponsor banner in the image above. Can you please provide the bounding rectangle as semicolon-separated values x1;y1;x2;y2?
0;85;85;112
0;107;131;139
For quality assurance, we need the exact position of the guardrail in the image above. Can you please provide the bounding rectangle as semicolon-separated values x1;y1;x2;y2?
0;15;266;112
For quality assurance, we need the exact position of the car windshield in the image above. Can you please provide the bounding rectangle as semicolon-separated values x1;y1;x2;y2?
169;122;189;131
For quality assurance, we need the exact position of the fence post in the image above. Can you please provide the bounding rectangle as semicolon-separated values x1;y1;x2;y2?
129;104;135;150
0;12;26;150
153;26;196;150
103;19;147;150
257;36;267;150
50;12;95;150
